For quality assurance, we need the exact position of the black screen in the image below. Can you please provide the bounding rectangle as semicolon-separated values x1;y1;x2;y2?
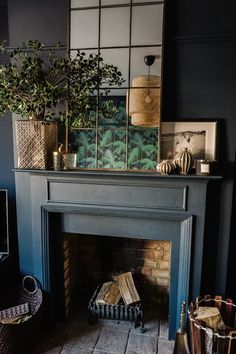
0;190;9;254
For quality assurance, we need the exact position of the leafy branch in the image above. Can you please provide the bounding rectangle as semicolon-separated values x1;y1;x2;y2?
0;40;124;127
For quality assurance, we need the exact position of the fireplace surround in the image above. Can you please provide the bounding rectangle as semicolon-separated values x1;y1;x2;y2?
14;170;221;339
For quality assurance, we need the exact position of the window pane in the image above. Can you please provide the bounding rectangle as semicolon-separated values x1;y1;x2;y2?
128;129;158;170
131;4;164;45
70;49;98;59
100;7;130;47
102;0;130;5
71;0;98;8
130;46;162;83
70;9;99;49
69;129;97;168
98;130;126;169
100;48;129;87
133;0;164;3
99;89;127;128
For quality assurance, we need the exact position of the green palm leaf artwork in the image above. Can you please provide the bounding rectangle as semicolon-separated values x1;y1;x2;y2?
128;129;158;170
69;110;158;170
98;129;126;169
69;129;96;168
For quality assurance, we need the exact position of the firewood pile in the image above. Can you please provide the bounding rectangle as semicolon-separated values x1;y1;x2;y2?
88;272;145;332
188;295;236;354
95;272;140;306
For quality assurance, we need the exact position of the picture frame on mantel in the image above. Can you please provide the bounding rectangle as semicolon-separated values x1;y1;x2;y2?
160;121;218;162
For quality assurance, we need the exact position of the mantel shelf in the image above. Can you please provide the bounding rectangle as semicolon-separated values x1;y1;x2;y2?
13;168;222;181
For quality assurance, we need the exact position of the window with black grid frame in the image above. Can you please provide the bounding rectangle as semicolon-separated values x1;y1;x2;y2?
69;0;164;170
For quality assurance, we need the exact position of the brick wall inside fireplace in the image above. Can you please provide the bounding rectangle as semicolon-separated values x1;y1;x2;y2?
63;233;171;317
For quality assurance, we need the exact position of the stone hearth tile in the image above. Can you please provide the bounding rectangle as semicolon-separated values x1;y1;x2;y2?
64;323;101;349
61;345;92;353
125;332;157;354
99;319;133;333
159;319;169;339
95;328;128;353
157;338;175;354
130;319;159;337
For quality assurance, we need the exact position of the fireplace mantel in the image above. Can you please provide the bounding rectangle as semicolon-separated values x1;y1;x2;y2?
14;169;221;338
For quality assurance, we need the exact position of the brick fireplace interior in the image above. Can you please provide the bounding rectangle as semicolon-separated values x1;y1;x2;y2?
63;233;171;319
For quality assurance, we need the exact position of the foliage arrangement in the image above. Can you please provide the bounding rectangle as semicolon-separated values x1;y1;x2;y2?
0;40;124;127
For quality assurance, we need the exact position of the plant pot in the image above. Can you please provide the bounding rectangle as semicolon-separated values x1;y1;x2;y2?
62;153;77;170
15;120;58;169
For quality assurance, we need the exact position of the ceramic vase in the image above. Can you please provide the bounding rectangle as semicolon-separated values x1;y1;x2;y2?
174;148;193;175
156;160;174;175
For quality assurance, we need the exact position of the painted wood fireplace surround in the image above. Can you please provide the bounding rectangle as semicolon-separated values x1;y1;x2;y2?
14;170;220;339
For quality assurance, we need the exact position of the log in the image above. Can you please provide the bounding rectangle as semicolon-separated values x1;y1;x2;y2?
95;281;121;305
195;306;225;331
115;272;140;306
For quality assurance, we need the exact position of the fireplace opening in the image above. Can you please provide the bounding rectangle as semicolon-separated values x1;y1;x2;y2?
62;233;171;329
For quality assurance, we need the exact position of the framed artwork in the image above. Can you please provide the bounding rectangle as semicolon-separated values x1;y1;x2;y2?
161;121;217;161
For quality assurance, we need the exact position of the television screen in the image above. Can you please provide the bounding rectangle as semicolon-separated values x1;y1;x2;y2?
0;190;9;254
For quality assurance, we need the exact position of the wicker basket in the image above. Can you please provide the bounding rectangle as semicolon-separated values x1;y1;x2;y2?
0;276;43;354
15;120;58;169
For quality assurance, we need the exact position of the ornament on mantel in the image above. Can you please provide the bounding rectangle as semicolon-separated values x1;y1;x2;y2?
156;160;174;175
174;148;193;175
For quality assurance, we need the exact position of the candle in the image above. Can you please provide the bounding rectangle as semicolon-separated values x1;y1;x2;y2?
53;151;62;171
196;160;217;176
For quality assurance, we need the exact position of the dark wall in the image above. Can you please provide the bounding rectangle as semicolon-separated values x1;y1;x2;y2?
0;0;17;257
163;0;236;296
7;0;68;46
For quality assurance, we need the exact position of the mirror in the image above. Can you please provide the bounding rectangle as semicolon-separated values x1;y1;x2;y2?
0;189;9;254
69;0;164;170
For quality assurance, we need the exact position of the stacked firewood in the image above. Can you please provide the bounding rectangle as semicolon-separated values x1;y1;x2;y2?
189;296;236;354
95;272;140;306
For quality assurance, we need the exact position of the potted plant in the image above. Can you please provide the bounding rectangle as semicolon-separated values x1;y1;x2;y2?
0;40;124;169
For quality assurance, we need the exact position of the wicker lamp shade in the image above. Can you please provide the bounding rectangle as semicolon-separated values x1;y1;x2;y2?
127;75;161;128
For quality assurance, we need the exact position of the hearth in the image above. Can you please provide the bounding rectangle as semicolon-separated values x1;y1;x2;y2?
14;170;221;338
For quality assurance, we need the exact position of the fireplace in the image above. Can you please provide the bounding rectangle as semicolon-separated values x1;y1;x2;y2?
14;170;221;339
63;234;171;318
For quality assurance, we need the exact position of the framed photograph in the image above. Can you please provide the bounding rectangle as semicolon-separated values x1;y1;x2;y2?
161;121;217;162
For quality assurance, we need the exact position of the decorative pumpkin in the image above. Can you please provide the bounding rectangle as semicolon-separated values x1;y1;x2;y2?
156;160;174;175
174;148;193;175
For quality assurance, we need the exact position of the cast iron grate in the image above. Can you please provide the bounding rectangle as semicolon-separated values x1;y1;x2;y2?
88;285;145;332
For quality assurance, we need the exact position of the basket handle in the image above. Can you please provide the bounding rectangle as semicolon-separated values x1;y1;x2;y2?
22;276;40;294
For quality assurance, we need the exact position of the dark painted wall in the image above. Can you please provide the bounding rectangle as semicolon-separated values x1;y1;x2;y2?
7;0;68;47
163;0;236;296
0;1;17;258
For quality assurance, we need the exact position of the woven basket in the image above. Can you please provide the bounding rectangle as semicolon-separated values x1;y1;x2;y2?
0;276;43;354
15;120;58;169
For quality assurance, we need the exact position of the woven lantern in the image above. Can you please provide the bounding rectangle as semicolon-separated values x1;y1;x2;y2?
127;75;160;127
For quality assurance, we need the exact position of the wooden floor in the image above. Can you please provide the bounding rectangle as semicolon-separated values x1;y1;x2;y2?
32;308;175;354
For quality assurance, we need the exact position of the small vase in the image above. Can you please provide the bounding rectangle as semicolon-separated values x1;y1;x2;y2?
62;153;77;170
156;160;174;175
175;148;193;175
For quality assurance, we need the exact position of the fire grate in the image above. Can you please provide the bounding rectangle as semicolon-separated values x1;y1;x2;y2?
88;285;145;332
